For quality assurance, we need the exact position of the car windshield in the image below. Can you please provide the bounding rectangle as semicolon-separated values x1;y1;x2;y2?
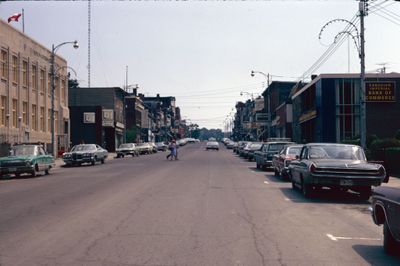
250;143;262;150
288;147;302;155
11;146;36;156
309;145;365;160
71;145;96;151
268;143;286;151
119;144;132;148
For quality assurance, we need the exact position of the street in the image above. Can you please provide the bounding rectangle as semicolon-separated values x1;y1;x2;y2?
0;142;399;266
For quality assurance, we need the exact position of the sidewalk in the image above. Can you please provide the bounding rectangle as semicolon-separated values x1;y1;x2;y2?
54;153;117;168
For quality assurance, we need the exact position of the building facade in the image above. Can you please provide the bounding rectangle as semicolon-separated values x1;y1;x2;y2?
69;87;127;152
0;20;70;154
291;73;400;143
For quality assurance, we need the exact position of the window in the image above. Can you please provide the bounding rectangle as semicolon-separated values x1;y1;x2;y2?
336;79;360;142
54;111;58;134
1;96;6;126
48;109;51;132
47;73;51;96
40;107;45;131
32;104;37;131
12;99;17;128
22;60;28;87
22;102;28;125
12;55;18;83
55;76;59;99
61;79;66;103
1;50;8;79
32;65;37;90
40;69;45;94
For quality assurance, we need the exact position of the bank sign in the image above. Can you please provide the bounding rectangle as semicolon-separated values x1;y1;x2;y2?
366;82;396;102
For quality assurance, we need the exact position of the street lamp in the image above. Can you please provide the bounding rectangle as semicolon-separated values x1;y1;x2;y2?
251;70;271;140
50;40;78;156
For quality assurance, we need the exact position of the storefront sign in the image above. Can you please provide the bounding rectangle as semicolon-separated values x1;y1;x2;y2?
83;112;95;124
102;109;114;127
366;82;396;102
298;110;317;124
254;98;264;112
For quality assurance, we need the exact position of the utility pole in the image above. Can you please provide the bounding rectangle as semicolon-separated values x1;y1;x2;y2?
359;0;367;149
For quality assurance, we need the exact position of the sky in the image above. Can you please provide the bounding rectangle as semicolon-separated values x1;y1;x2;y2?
1;0;400;130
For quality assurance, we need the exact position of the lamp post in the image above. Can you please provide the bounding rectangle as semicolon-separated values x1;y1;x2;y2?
251;70;271;140
50;40;78;156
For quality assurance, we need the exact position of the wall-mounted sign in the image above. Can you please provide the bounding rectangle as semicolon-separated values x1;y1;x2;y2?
366;82;396;102
298;110;317;124
83;112;95;124
102;109;114;127
254;98;264;112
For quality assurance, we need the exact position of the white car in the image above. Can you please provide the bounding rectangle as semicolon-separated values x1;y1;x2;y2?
206;141;219;150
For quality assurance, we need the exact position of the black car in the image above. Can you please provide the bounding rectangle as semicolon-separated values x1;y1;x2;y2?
371;186;400;255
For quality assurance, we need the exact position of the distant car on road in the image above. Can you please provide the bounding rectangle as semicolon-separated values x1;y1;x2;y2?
156;142;168;151
0;144;54;177
289;143;386;199
116;143;139;158
63;144;108;166
272;144;303;179
206;141;219;151
371;186;400;255
136;143;153;155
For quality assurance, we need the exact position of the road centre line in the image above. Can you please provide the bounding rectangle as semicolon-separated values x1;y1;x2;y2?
326;233;381;242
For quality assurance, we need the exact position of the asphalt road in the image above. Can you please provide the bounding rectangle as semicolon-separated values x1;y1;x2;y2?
0;142;399;266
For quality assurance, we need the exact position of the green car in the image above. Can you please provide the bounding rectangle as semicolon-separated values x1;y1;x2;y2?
0;144;55;178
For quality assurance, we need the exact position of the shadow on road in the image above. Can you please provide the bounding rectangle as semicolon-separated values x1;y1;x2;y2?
352;244;400;265
280;187;372;205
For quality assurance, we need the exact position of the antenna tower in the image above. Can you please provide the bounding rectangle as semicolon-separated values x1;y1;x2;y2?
88;0;91;88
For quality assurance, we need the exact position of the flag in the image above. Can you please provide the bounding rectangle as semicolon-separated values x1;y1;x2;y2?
7;13;22;23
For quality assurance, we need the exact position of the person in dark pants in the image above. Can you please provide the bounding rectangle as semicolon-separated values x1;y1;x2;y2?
166;141;176;160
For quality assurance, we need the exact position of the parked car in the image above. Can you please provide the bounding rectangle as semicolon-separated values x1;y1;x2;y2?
289;143;386;199
234;141;248;154
272;144;303;179
371;186;400;255
0;144;55;177
206;141;219;150
156;142;168;151
239;142;253;157
246;142;263;161
136;143;153;154
148;142;158;153
226;141;235;149
116;143;139;158
255;140;294;170
63;144;108;166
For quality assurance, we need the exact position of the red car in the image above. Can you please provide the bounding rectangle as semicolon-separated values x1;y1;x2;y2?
272;144;303;179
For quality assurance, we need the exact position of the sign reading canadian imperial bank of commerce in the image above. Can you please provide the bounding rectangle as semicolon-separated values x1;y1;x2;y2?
366;82;396;102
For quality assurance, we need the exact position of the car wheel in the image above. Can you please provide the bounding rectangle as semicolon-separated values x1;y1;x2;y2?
274;168;280;177
384;221;400;255
301;180;313;198
91;158;96;165
45;167;50;175
256;163;260;169
15;173;21;178
31;165;38;177
359;186;372;200
117;154;121;158
291;179;297;190
101;158;105;164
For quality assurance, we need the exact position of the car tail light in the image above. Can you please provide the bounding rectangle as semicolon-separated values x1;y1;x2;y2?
309;164;316;173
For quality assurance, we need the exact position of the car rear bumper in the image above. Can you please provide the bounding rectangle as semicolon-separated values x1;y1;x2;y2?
310;175;383;187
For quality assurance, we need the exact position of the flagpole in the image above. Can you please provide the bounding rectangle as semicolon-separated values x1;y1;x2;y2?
22;9;24;33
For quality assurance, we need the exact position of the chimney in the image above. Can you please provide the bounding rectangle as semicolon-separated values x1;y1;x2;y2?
157;94;160;98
